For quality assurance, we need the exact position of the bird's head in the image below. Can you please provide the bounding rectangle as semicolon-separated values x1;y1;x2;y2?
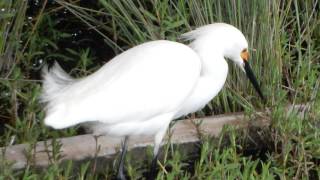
222;28;264;101
181;23;265;101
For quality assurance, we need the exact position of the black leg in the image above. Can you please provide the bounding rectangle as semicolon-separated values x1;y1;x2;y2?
117;136;129;180
148;128;167;180
148;153;159;180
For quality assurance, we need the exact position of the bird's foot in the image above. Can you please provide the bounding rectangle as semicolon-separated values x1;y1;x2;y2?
147;156;159;180
147;169;157;180
116;136;128;180
116;170;126;180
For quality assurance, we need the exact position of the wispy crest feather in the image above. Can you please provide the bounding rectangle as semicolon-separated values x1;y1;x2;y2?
41;62;74;103
180;24;214;41
180;23;236;42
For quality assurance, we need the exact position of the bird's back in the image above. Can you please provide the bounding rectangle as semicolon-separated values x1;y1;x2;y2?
43;40;201;129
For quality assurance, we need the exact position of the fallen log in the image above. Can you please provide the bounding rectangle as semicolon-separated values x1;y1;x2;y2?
0;104;308;170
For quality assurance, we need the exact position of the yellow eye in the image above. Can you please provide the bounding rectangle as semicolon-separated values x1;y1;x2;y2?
240;48;249;61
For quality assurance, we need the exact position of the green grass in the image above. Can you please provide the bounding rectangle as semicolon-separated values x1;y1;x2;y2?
1;0;320;179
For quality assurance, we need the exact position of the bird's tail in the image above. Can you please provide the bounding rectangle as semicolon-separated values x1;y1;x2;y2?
41;62;74;103
41;62;90;129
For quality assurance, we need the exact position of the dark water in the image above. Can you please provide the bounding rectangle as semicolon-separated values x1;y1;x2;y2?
27;0;116;78
0;0;116;137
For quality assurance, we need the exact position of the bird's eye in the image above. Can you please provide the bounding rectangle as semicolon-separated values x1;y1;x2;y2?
240;48;249;61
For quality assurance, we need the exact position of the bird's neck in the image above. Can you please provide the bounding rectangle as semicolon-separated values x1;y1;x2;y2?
192;42;229;97
199;51;228;90
189;42;227;76
192;41;228;85
201;53;226;76
174;46;228;118
194;46;228;77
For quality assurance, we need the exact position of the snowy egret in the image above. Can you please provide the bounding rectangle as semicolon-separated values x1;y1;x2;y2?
41;23;264;179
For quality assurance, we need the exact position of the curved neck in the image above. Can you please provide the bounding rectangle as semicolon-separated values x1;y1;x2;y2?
174;42;228;118
189;40;226;76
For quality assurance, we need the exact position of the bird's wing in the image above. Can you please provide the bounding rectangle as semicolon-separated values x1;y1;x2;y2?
44;40;201;129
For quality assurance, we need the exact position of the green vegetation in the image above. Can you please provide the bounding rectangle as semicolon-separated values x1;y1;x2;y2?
1;0;319;179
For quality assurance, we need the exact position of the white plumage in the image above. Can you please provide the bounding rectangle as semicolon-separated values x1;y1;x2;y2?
42;23;262;158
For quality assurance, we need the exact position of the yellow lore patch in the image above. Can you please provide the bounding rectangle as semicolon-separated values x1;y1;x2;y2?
240;49;250;61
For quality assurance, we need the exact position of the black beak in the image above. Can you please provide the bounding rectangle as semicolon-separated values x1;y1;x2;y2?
243;61;265;102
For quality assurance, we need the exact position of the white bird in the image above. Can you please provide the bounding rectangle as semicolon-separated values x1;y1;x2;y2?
41;23;264;179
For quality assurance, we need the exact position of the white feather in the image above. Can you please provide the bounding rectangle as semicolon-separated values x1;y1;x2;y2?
43;40;201;131
42;23;253;156
41;62;74;103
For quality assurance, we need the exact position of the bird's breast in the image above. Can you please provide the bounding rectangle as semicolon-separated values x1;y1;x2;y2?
175;59;228;118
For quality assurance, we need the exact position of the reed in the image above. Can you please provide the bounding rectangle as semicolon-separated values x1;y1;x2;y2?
0;0;319;179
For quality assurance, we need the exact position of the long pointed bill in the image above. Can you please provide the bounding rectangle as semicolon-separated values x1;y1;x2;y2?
243;61;265;101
